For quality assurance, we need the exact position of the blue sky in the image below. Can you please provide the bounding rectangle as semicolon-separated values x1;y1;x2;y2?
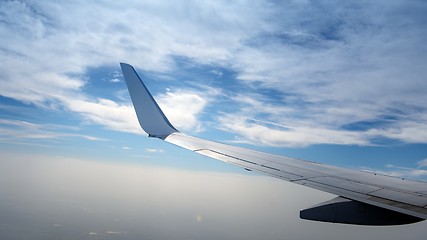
1;1;427;239
1;0;427;178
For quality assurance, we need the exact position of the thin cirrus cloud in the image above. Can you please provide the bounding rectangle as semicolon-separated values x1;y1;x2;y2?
218;115;368;147
363;164;427;179
417;159;427;168
145;148;165;153
0;119;106;145
0;0;426;147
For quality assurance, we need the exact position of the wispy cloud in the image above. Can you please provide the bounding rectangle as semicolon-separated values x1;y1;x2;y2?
107;71;123;83
0;119;107;143
109;78;121;83
145;148;165;153
417;159;427;168
360;162;427;180
218;114;367;147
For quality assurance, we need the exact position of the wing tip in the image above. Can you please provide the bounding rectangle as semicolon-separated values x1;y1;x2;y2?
120;63;178;138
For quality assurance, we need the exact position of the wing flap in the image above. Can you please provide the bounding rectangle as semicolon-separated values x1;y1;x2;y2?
165;133;325;180
368;189;427;207
308;177;381;194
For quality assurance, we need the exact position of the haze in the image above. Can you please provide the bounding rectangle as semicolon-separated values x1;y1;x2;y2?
0;154;425;240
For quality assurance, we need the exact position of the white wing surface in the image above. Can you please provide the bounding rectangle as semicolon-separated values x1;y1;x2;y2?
120;63;427;225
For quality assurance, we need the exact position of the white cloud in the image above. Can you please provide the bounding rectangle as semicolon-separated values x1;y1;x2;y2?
365;121;427;144
417;159;427;168
156;90;208;132
63;97;142;134
109;78;121;83
145;148;164;153
210;70;223;77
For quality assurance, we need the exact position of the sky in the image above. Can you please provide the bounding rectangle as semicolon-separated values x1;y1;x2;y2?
0;0;427;239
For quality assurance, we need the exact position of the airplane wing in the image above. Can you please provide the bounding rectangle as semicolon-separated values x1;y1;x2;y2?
120;63;427;225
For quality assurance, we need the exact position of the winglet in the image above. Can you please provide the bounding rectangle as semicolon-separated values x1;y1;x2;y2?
120;63;178;139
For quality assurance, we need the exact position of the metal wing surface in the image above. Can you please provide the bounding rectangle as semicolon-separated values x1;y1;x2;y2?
120;63;427;225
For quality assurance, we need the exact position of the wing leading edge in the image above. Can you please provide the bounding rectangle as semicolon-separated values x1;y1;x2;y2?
120;63;427;225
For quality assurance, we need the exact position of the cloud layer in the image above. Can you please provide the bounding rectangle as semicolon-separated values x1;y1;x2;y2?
1;0;427;146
